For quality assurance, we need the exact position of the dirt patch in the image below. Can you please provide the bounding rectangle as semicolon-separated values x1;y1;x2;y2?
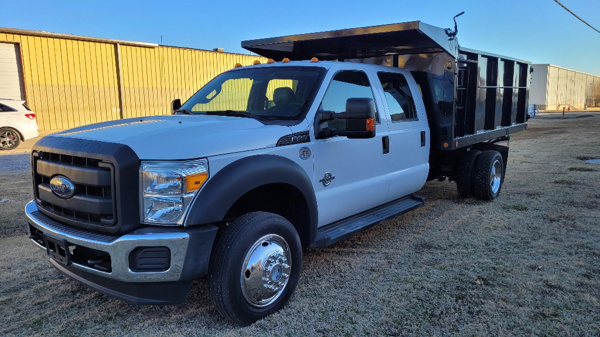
1;113;599;335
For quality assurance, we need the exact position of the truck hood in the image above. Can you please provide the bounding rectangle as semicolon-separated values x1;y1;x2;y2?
53;115;292;160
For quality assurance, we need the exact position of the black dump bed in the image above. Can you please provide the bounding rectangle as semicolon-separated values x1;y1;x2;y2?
243;21;529;151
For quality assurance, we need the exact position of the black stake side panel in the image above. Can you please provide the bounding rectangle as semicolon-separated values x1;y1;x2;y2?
453;48;530;150
242;21;530;151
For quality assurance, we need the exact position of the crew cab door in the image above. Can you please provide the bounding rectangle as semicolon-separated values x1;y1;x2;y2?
311;70;392;227
374;70;430;200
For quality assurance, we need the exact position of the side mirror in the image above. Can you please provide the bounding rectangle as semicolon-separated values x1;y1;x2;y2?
316;98;376;139
171;99;182;114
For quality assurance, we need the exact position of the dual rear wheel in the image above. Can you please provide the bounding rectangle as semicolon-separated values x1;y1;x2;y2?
457;149;504;200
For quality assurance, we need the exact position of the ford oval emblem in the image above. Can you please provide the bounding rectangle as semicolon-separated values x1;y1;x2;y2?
50;175;76;199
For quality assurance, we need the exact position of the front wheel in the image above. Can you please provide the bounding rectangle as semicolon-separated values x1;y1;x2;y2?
208;212;302;325
473;150;504;200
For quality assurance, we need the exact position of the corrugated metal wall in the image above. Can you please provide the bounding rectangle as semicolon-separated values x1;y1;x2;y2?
586;73;600;108
0;29;265;130
119;45;264;119
531;64;600;110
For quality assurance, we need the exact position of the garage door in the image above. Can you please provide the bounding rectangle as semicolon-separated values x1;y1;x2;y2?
0;43;24;100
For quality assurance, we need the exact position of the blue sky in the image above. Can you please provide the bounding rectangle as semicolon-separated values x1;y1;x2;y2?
4;0;600;75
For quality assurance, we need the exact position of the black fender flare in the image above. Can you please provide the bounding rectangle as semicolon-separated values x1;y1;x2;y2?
185;154;318;243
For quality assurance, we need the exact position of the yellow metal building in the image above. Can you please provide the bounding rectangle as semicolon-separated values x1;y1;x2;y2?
0;27;265;131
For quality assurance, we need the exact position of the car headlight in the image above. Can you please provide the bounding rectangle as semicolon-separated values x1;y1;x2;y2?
140;159;208;225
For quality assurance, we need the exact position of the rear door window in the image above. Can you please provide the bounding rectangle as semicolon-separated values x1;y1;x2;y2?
377;72;417;122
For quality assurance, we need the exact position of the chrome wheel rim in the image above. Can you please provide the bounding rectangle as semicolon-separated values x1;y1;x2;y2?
0;130;18;149
490;159;502;194
241;234;291;308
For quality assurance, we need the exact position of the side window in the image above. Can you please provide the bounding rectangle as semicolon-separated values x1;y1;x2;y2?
320;71;378;126
377;72;417;122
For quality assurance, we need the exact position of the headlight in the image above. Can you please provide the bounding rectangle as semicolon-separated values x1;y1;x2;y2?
140;159;208;225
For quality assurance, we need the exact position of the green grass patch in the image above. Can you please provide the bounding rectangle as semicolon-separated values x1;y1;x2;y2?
568;167;596;172
502;204;529;211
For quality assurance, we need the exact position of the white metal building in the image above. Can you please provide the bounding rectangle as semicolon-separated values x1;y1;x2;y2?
530;64;600;110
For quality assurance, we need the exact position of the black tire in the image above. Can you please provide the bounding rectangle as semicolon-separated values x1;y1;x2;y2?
456;149;481;198
0;127;21;150
208;212;302;326
473;150;504;201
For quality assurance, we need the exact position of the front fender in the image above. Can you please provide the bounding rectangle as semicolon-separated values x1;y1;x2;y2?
185;154;317;238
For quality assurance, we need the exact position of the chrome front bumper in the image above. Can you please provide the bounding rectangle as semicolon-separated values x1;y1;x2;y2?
25;200;218;304
26;200;190;282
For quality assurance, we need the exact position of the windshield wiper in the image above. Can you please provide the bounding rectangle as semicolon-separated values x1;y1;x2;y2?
174;109;192;114
205;110;264;120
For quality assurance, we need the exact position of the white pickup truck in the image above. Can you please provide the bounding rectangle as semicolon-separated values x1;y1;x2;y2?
25;21;530;325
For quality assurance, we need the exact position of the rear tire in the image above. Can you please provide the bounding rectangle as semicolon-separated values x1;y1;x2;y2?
473;150;504;200
0;127;20;150
208;212;302;326
456;149;481;198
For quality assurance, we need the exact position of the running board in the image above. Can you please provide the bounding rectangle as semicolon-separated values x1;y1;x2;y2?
312;194;424;248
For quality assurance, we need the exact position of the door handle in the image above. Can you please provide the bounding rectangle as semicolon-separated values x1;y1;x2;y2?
382;136;390;154
421;131;426;147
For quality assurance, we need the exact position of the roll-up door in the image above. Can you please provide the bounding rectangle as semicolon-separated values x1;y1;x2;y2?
0;43;24;100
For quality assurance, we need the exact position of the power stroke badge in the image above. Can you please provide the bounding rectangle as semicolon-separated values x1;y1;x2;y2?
319;172;335;187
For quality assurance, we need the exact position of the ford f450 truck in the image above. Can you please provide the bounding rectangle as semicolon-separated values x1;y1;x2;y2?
26;21;530;325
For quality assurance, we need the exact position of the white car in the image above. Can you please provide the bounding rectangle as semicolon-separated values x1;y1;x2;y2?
0;98;39;150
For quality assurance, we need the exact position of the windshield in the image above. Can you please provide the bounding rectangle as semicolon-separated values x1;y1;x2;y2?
180;66;325;122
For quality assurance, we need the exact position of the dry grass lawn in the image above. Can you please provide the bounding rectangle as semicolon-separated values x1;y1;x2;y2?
0;112;599;336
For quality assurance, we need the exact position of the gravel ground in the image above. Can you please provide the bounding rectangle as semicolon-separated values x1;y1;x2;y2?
0;154;30;172
0;113;599;336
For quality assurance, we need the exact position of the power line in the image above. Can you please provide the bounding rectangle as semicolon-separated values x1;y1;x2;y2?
553;0;600;34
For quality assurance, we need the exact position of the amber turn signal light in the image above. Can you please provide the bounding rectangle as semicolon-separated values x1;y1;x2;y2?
366;118;375;131
185;172;208;193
